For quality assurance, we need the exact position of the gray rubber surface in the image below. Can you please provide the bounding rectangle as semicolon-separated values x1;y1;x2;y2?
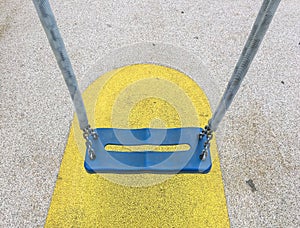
1;0;299;227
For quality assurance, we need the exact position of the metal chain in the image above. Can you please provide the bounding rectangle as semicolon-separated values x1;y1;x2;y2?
208;0;281;132
199;0;281;160
82;125;98;160
199;126;213;160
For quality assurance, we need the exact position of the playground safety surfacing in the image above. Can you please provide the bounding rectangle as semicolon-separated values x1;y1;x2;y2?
45;64;229;227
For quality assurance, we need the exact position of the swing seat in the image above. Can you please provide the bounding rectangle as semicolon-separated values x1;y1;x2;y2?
84;127;212;174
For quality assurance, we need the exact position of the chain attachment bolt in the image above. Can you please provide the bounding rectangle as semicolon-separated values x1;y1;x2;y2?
199;125;213;160
83;125;98;160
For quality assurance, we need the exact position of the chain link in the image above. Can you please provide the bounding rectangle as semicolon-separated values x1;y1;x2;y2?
83;125;98;160
199;125;213;160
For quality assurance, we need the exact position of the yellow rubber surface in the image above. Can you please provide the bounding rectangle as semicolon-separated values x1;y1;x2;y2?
45;64;229;227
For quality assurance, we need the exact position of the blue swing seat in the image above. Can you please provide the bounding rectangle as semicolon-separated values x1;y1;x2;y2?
84;127;212;174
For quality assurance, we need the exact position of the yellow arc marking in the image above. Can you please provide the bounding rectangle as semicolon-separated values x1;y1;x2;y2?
46;64;229;227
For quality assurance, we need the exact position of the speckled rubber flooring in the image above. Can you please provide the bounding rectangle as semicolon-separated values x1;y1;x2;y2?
1;0;299;227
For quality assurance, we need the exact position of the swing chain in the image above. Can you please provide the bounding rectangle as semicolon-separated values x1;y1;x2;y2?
82;125;98;160
199;125;213;160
